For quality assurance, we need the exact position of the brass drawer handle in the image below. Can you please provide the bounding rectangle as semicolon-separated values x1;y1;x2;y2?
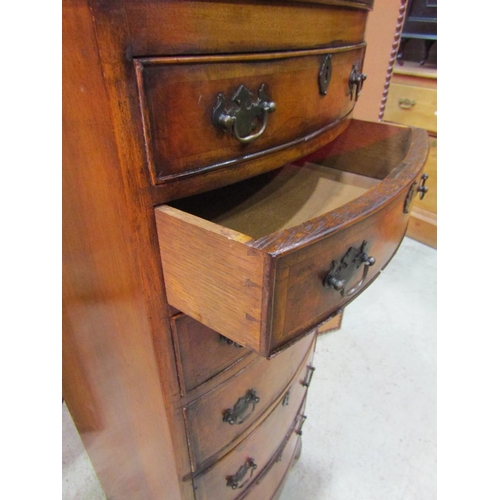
296;415;307;436
349;60;367;101
398;98;416;109
219;334;243;348
282;389;291;406
226;458;257;490
323;240;376;297
213;84;276;144
418;173;429;200
222;389;260;425
301;366;316;388
403;173;430;213
318;54;332;95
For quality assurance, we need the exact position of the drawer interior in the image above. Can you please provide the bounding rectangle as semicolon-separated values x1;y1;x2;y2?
168;120;411;239
170;164;378;240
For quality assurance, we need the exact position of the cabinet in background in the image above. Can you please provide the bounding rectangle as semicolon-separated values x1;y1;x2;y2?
384;62;437;248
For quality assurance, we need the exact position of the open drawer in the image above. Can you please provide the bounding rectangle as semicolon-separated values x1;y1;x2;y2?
155;119;429;356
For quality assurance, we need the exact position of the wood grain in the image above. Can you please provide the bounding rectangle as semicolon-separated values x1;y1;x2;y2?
406;205;437;248
150;118;352;203
123;1;369;56
184;333;314;471
63;1;417;498
155;120;429;356
136;47;365;186
193;367;311;500
251;122;428;254
170;165;378;240
270;193;411;350
155;205;268;354
242;422;302;500
171;314;252;395
63;0;191;498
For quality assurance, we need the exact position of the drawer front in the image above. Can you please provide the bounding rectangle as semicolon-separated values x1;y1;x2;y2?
184;332;315;470
172;315;253;394
241;430;301;500
270;189;414;350
124;2;370;57
136;46;366;193
192;350;313;500
155;120;429;356
384;82;437;133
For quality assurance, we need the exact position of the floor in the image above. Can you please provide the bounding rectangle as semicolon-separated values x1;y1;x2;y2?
62;237;436;500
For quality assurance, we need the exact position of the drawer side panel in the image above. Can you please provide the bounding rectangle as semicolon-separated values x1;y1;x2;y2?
155;206;267;353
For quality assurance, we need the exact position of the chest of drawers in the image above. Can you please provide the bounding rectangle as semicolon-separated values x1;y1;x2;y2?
62;1;428;499
383;63;437;248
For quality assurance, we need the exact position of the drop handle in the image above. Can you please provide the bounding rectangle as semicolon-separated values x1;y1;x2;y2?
418;173;429;199
398;98;416;109
222;389;260;425
301;366;316;388
349;60;367;101
403;173;430;213
296;415;307;436
282;389;291;406
219;334;243;348
213;84;276;144
226;458;257;490
323;241;376;297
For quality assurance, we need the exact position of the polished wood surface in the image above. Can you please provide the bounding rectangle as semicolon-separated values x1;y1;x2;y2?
63;0;191;498
184;333;314;470
137;46;365;191
193;383;310;500
270;189;411;349
121;1;368;56
155;120;429;356
155;207;267;353
243;425;302;500
375;0;407;122
151;118;352;203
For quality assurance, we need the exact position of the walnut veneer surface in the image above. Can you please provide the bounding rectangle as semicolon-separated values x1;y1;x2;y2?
63;1;428;499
